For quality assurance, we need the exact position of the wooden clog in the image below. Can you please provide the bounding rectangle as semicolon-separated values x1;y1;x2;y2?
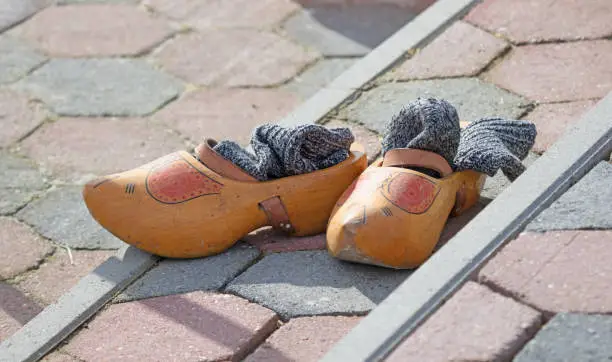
326;148;485;269
83;140;367;258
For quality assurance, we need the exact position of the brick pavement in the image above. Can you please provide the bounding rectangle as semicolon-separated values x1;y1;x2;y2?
0;0;434;359
1;0;610;360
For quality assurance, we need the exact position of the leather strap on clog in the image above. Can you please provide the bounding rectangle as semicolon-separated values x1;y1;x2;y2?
382;149;453;177
195;139;258;182
259;196;295;234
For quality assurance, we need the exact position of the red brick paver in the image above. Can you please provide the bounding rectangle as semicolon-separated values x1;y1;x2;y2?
0;282;42;342
17;249;115;306
65;292;279;362
485;40;612;102
465;0;612;44
386;282;542;361
154;30;318;87
243;228;327;253
144;0;299;30
247;316;362;361
41;351;80;362
479;231;612;316
0;217;53;280
394;21;508;80
17;5;173;57
19;117;186;181
155;88;300;146
527;100;597;154
0;90;46;148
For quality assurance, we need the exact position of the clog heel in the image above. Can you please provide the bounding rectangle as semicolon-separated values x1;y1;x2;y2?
326;148;485;269
83;140;367;258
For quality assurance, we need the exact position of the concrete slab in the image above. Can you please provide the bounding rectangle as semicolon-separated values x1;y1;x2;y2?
115;244;260;302
226;250;411;319
340;79;530;133
514;313;612;362
527;161;612;231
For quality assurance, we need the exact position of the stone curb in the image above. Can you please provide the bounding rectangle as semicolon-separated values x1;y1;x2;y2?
0;0;488;360
322;92;612;361
0;247;158;362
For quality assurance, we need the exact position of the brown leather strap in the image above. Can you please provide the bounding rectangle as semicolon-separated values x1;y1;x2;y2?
382;148;453;177
259;196;295;234
195;139;258;182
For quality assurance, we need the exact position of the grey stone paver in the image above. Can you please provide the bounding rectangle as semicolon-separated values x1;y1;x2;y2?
283;5;416;56
527;161;611;231
340;79;530;133
14;59;183;117
115;244;260;302
284;58;357;99
0;0;44;32
480;152;539;201
0;153;47;215
514;313;612;362
0;36;46;85
226;250;411;319
16;186;124;249
0;89;47;149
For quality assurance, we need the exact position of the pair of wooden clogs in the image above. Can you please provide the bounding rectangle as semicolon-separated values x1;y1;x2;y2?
83;139;484;269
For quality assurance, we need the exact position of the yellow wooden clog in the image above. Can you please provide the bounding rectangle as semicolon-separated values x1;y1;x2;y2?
83;140;367;258
326;148;485;269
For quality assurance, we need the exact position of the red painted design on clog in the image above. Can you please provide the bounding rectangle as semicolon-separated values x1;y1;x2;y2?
146;157;223;204
381;173;438;214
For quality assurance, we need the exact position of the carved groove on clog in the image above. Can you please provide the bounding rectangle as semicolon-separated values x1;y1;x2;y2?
380;173;439;214
145;154;223;204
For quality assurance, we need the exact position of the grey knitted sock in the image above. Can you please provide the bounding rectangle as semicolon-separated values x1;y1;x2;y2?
454;118;537;181
213;124;354;181
381;98;460;165
381;98;536;181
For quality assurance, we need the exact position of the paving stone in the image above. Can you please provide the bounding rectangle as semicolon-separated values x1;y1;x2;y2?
465;0;612;44
0;89;47;148
485;41;612;103
0;0;45;32
19;117;186;181
340;79;529;133
246;316;362;361
154;88;300;146
386;282;542;362
17;186;124;249
0;153;47;215
144;0;298;30
16;249;115;305
283;4;416;56
65;292;279;361
242;228;327;253
0;36;46;84
155;30;317;87
0;217;53;280
0;282;42;342
325;119;381;162
17;4;173;57
393;21;508;80
514;313;612;362
527;100;597;154
527;161;611;231
284;58;357;99
15;58;183;116
57;0;138;3
115;244;260;302
351;0;436;12
226;250;411;318
41;351;81;362
479;230;612;316
480;152;539;201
